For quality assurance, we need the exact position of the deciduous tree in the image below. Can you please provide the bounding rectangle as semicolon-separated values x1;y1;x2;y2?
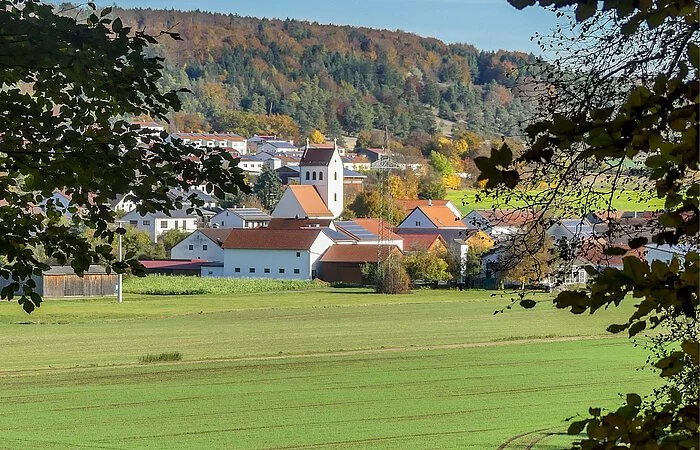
479;0;699;445
0;1;247;312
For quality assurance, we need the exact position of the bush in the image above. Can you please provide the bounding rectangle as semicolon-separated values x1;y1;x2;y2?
376;260;411;294
139;352;182;363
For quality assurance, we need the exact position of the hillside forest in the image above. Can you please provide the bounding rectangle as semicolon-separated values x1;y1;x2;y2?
115;8;539;146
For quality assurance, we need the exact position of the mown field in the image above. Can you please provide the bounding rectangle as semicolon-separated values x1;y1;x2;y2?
446;189;665;215
0;288;659;448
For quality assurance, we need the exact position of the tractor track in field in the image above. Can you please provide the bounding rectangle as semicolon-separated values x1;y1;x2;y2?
0;334;618;377
498;426;562;449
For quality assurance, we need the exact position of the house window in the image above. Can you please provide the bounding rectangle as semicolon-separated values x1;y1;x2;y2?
296;252;301;257
142;220;150;226
220;141;226;147
174;220;179;229
208;271;213;275
279;268;285;274
264;268;270;273
161;221;168;228
203;245;208;251
334;172;338;180
129;220;138;226
305;172;310;181
293;268;300;274
188;245;194;251
249;268;255;273
415;221;421;226
312;172;317;180
234;267;240;273
334;193;337;201
319;172;323;180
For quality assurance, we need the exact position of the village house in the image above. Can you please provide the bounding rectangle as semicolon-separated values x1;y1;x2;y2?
210;208;271;229
122;208;201;242
462;209;536;240
218;228;335;279
174;132;248;154
257;140;298;155
171;228;232;262
397;201;465;230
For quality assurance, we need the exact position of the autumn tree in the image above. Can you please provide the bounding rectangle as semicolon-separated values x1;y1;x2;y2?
478;0;699;445
308;129;325;144
0;1;247;312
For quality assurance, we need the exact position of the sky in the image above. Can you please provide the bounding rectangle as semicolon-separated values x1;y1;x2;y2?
95;0;562;55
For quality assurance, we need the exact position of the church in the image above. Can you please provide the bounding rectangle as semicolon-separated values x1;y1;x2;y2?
271;141;344;219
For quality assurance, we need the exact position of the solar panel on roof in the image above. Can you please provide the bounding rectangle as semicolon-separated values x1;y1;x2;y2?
336;221;377;240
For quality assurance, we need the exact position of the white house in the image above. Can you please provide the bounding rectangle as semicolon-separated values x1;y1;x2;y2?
122;208;200;242
108;193;138;213
174;132;248;154
462;209;535;239
210;208;271;229
397;204;465;230
257;140;298;155
171;228;232;261
219;228;334;279
237;154;266;174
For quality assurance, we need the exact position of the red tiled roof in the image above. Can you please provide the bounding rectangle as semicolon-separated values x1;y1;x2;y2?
469;209;537;227
222;228;323;250
577;239;646;267
320;244;401;263
198;228;233;247
267;218;333;229
399;233;446;252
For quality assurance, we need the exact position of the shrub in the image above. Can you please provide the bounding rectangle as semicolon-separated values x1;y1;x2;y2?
139;352;182;363
376;259;411;294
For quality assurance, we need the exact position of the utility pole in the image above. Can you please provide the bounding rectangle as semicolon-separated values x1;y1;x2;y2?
116;220;126;304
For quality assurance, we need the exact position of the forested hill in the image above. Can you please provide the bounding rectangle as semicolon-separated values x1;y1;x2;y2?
116;8;539;139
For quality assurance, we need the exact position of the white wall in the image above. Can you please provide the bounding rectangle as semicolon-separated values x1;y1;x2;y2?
223;249;312;279
299;151;344;218
399;209;436;229
201;265;225;277
171;231;225;261
211;210;245;228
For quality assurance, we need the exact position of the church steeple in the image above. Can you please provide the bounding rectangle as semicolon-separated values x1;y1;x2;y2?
299;143;344;219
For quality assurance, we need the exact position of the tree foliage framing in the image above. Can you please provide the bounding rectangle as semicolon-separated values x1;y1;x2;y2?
477;0;699;447
0;1;247;312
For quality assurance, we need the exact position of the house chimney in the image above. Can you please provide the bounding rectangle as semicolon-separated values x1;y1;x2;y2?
428;199;432;207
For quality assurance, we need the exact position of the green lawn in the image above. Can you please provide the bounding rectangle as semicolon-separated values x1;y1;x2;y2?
0;288;659;448
446;189;665;215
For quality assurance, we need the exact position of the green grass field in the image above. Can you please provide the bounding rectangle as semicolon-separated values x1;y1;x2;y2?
0;288;659;448
446;189;665;215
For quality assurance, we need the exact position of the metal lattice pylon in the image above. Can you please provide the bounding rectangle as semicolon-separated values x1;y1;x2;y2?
375;126;400;292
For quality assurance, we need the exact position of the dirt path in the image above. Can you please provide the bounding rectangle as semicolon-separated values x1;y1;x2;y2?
0;334;618;378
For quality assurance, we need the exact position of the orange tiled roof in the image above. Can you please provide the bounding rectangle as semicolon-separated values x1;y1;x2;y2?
415;205;464;228
287;185;334;217
400;233;447;252
396;199;449;211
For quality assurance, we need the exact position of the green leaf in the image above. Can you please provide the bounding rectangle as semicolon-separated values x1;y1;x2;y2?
681;340;699;365
603;246;627;256
507;0;536;9
112;17;123;33
520;299;537;308
688;43;699;70
575;2;597;22
627;237;648;249
567;419;587;435
628;320;646;337
607;323;628;334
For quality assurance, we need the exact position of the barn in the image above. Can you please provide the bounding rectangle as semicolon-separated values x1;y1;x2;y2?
319;244;402;285
0;266;119;298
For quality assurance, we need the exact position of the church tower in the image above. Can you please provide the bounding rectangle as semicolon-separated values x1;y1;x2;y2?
299;139;344;218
